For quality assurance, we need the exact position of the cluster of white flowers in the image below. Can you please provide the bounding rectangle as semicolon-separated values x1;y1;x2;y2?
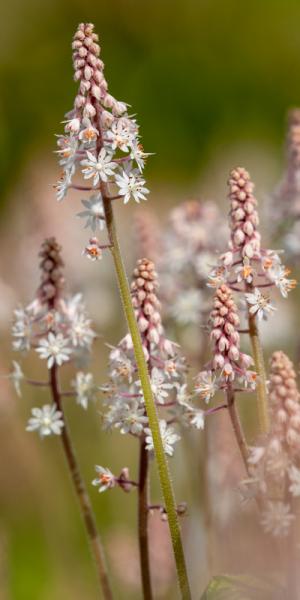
54;23;151;257
10;238;100;439
97;258;204;485
208;168;296;321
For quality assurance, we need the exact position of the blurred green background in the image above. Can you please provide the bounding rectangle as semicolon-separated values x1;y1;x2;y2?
1;0;300;598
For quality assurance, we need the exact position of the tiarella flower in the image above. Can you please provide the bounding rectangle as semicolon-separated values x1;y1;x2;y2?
267;264;297;298
56;136;78;167
261;501;294;537
81;149;117;185
235;257;255;283
26;404;64;437
9;361;24;397
190;410;205;430
105;119;134;152
78;123;99;143
288;465;300;497
69;312;96;349
77;194;105;232
170;289;203;325
194;371;218;403
54;171;73;202
108;346;135;383
36;332;72;368
12;307;33;351
145;420;180;457
92;466;116;493
129;143;152;172
115;167;149;204
245;288;276;321
207;266;229;289
82;237;102;261
147;367;174;404
116;401;148;435
72;372;97;409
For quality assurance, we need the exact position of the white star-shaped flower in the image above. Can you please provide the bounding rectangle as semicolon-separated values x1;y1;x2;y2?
77;194;105;232
81;149;117;185
92;466;116;493
26;404;64;437
145;420;180;457
36;332;72;368
245;288;276;321
115;167;149;204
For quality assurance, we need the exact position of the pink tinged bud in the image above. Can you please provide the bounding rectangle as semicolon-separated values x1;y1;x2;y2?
88;53;98;67
287;428;299;446
218;336;229;352
138;317;149;332
219;306;228;316
269;437;282;453
72;40;82;49
234;208;246;221
277;409;288;424
228;345;239;361
290;415;300;428
137;290;146;302
78;46;88;57
74;70;82;81
211;328;222;341
244;201;254;214
285;399;299;413
150;312;161;325
65;118;81;133
223;362;234;380
75;95;86;108
213;316;224;327
84;65;93;80
100;111;114;127
94;70;104;84
240;353;253;368
80;80;91;94
233;229;245;246
237;190;247;201
91;85;102;100
243;243;254;258
74;58;85;69
243;221;254;236
213;354;225;369
144;302;154;316
220;251;233;266
148;327;159;344
84;103;96;118
230;331;240;345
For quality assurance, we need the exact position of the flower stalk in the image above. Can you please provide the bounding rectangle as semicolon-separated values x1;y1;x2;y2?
50;365;113;600
247;311;269;434
138;437;153;600
102;195;191;599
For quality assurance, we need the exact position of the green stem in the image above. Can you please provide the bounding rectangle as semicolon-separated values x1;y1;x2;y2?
102;195;191;600
138;437;153;600
50;366;113;600
248;312;270;434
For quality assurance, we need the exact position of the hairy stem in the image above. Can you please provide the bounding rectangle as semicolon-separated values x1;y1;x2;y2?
50;365;113;600
226;387;250;473
138;437;153;600
102;195;191;600
248;312;270;434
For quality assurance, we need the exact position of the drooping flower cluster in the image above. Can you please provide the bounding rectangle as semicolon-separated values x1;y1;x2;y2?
208;168;296;319
243;351;300;537
159;200;227;329
11;238;99;436
195;284;256;403
96;258;204;481
54;23;151;255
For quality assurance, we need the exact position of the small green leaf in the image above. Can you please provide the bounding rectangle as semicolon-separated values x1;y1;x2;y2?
200;574;282;600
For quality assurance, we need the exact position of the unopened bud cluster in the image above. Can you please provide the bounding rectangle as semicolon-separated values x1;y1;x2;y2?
208;168;296;321
244;352;300;537
37;238;65;306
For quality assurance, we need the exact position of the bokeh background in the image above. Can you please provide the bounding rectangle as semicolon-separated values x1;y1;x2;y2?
1;0;300;598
